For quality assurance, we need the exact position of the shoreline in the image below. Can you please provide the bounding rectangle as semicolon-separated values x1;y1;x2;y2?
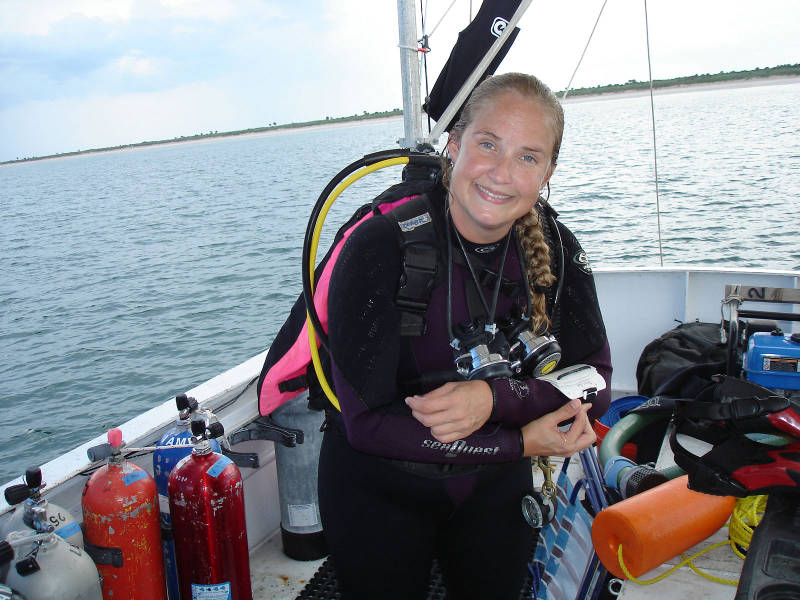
4;74;799;165
561;74;800;103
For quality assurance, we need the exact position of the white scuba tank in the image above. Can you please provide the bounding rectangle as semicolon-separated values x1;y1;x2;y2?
1;531;102;600
0;468;82;547
0;469;82;582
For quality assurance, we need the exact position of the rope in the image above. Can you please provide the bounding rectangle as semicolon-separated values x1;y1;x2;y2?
560;0;609;101
616;494;768;587
729;494;768;559
643;0;664;266
617;541;738;586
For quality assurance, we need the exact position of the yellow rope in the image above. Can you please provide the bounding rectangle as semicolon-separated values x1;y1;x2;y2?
617;540;737;586
617;494;767;587
728;494;767;559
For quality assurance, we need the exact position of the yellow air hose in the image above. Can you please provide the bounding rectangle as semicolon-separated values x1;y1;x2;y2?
306;156;411;412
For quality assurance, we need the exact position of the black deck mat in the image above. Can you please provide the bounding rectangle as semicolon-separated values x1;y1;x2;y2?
295;557;534;600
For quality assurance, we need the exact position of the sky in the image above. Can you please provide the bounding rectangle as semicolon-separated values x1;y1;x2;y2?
1;0;798;162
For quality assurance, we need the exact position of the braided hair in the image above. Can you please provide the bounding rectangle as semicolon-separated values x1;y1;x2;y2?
441;72;565;332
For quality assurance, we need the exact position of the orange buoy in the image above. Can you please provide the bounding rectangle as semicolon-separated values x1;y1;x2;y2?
82;428;167;599
591;475;736;579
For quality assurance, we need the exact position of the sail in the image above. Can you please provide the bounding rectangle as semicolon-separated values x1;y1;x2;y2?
423;0;524;132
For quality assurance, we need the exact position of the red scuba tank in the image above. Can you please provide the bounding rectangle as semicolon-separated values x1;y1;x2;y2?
82;428;167;600
168;419;252;600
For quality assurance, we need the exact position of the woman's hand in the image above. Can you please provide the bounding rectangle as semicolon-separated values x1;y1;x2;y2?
521;398;596;457
405;380;493;443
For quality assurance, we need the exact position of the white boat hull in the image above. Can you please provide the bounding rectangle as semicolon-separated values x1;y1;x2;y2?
2;266;798;599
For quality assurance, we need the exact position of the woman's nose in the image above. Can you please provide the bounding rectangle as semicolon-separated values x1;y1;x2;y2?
488;153;513;184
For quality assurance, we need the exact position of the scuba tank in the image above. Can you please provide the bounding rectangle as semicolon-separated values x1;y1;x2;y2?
153;394;220;600
1;529;101;600
82;428;166;600
0;467;82;581
168;418;252;600
271;391;327;560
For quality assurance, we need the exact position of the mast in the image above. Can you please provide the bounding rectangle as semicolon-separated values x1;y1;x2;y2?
397;0;423;149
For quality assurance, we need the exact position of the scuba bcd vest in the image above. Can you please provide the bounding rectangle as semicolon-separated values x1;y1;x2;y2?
257;168;444;416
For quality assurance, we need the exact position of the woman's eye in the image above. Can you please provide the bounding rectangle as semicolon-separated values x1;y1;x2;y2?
479;141;495;150
521;154;536;164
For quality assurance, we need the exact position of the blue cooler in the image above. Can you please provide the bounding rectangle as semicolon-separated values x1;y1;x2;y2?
744;331;800;392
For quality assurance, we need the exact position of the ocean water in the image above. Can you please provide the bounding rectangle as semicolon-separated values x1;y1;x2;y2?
1;82;799;483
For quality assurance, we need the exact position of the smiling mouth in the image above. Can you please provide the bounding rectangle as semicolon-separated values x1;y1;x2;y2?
475;183;512;202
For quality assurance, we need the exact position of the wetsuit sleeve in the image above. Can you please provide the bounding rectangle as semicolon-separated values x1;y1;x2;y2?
489;340;612;427
328;216;523;463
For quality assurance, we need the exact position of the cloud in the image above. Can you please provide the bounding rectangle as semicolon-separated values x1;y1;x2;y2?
1;0;798;162
0;0;134;36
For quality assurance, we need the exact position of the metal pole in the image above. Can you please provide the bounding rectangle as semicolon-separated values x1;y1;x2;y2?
397;0;423;149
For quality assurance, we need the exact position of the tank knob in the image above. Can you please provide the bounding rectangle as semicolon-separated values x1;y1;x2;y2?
87;428;124;462
23;468;42;489
190;419;206;437
190;419;225;440
107;428;123;448
3;466;45;504
3;484;31;506
207;422;225;439
176;394;199;413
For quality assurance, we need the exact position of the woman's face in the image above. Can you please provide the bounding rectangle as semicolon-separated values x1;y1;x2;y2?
447;90;556;244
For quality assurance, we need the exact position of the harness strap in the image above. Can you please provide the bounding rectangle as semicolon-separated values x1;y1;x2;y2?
387;195;442;337
677;395;789;423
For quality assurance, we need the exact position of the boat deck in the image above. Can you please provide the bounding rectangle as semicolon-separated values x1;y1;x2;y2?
252;442;745;600
250;535;324;599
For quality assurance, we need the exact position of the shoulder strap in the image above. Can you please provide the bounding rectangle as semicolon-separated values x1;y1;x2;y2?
385;193;443;336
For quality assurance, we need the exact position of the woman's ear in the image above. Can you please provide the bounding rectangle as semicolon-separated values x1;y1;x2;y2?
542;163;556;188
446;134;460;163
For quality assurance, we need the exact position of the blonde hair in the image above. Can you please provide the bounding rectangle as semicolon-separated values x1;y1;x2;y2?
442;73;563;331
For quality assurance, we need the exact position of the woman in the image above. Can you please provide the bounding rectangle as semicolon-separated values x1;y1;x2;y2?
319;72;611;599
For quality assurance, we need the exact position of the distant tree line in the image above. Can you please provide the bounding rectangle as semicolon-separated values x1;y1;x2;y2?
4;64;798;164
560;63;800;97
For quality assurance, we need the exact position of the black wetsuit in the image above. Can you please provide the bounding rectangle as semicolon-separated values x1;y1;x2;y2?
319;187;611;599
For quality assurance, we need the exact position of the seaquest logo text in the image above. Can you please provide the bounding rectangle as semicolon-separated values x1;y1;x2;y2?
422;438;500;458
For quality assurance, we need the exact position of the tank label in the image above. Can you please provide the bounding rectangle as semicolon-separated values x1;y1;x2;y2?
191;582;231;599
55;520;81;539
122;470;149;486
207;455;233;478
288;503;320;528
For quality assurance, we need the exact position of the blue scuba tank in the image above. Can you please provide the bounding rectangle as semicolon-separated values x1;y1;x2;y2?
152;394;220;600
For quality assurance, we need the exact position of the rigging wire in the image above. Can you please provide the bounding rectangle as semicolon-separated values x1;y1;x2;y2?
427;0;458;38
644;0;665;266
419;0;432;133
560;0;609;101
